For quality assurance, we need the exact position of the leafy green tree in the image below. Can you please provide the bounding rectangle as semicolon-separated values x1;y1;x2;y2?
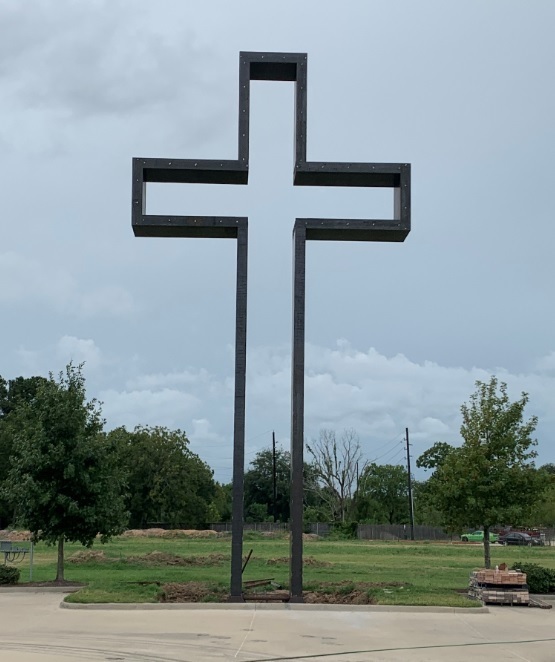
418;376;545;568
527;464;555;527
244;447;292;522
412;479;444;526
243;446;322;523
208;482;233;522
110;425;216;528
0;375;49;527
416;442;453;471
1;364;128;581
356;463;409;524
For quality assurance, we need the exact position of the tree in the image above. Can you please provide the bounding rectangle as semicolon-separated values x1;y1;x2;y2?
110;425;216;528
411;479;444;526
418;377;545;568
244;447;292;522
307;428;365;522
356;463;408;524
0;375;49;527
208;482;233;523
527;464;555;527
243;446;322;523
1;364;128;581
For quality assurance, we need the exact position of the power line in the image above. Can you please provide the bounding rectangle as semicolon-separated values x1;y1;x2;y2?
369;441;405;464
367;431;406;455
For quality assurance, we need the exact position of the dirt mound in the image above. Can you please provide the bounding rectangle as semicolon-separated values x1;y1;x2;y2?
304;589;375;605
121;528;218;539
127;552;228;567
68;550;110;564
0;530;32;542
304;580;408;604
303;533;320;541
266;556;331;568
159;580;410;604
160;582;227;603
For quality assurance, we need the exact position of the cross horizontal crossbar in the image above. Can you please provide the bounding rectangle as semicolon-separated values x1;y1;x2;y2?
132;51;410;241
132;215;246;239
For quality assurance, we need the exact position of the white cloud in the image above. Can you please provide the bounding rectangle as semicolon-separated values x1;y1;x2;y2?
415;417;451;437
94;342;555;483
126;369;212;391
100;387;201;431
191;418;222;442
57;336;102;371
243;342;555;466
535;351;555;374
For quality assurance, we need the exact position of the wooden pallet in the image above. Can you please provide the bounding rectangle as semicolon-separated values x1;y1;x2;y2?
469;569;529;605
243;591;290;602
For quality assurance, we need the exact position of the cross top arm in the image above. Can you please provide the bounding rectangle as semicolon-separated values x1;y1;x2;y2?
132;51;410;242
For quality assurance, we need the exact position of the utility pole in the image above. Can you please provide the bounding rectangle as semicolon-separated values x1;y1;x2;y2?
272;431;277;523
405;428;415;540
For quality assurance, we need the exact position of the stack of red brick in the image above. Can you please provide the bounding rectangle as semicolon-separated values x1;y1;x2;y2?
468;569;529;605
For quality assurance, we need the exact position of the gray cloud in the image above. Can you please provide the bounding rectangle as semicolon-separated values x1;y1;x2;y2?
0;252;137;319
50;338;553;483
0;1;231;155
1;0;554;485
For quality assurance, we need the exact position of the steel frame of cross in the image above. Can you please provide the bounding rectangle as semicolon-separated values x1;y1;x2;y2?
132;51;411;602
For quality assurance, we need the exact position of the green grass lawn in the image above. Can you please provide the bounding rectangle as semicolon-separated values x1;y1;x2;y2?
9;534;555;606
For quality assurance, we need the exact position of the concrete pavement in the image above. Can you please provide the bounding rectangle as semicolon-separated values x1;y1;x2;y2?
1;592;555;661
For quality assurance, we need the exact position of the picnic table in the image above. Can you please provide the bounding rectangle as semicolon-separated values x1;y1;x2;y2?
1;540;29;564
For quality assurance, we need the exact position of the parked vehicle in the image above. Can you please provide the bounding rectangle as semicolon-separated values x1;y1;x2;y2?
498;532;544;546
460;530;499;543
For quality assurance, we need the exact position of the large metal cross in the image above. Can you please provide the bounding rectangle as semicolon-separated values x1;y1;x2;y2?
132;51;411;602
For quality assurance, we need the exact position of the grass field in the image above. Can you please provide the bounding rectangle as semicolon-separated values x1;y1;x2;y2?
9;533;555;606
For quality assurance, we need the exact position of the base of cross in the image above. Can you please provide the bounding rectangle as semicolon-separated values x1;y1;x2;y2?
229;592;304;603
228;594;245;603
288;595;304;604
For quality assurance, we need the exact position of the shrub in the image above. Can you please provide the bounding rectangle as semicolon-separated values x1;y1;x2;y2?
511;562;555;594
0;566;20;585
328;522;358;540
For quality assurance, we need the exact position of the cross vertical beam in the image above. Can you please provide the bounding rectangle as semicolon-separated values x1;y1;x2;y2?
230;223;248;600
290;222;306;602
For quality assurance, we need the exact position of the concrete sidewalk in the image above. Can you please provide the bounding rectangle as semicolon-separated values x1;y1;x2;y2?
1;592;554;661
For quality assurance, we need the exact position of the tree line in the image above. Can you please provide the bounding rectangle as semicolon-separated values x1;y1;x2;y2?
1;365;554;575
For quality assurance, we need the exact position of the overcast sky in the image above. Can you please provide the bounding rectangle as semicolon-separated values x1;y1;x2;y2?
1;0;554;482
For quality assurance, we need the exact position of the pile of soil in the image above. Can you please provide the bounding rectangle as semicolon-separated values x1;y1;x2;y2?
304;588;375;604
121;529;218;539
67;550;229;567
68;551;111;564
127;552;228;567
303;533;320;541
255;532;321;541
160;581;227;603
266;556;332;568
157;580;410;604
304;581;409;605
0;530;32;542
